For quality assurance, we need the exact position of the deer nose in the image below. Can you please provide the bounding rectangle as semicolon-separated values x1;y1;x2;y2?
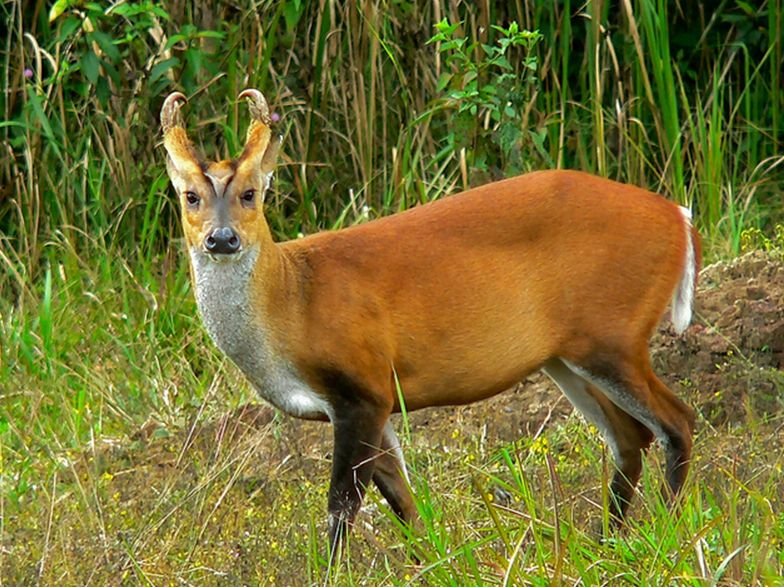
205;227;241;255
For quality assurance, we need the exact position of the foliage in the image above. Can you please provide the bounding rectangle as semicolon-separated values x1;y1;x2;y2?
2;0;782;289
429;20;544;175
741;224;784;258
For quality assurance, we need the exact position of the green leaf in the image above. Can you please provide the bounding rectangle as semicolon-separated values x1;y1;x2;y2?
735;1;755;16
530;128;554;166
151;5;170;19
494;56;513;71
96;76;111;106
184;49;202;84
165;34;186;51
90;31;121;63
102;59;120;85
112;3;146;17
180;23;197;37
56;15;81;43
496;121;519;154
48;0;71;22
440;39;465;52
149;57;180;84
283;0;304;30
195;30;226;40
436;72;452;93
521;29;543;42
434;19;459;36
80;49;100;84
481;43;496;56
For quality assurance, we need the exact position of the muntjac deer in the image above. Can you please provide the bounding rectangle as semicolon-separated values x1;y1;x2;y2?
161;90;701;550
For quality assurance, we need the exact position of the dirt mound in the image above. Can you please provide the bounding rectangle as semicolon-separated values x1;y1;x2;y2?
653;250;784;426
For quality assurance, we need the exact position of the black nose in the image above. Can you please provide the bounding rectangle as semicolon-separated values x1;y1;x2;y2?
205;227;240;254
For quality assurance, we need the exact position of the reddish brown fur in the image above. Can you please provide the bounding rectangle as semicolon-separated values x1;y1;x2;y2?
265;172;688;410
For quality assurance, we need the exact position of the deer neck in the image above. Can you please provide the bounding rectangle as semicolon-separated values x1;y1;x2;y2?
188;244;326;419
190;244;262;356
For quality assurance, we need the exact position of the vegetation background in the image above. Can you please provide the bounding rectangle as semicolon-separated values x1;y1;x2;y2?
1;0;783;584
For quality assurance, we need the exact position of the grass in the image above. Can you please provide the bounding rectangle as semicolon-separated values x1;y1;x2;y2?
2;0;784;584
2;250;783;584
3;286;783;584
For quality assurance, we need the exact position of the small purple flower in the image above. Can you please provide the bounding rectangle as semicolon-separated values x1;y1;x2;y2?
23;68;33;79
271;112;281;123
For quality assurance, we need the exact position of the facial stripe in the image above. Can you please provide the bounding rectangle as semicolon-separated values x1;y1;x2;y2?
202;172;236;228
205;172;233;198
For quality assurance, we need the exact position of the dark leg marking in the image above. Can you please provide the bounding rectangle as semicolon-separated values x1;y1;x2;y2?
318;368;392;558
545;358;654;524
372;422;415;524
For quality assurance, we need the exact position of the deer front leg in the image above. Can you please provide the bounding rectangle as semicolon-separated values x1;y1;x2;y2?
327;398;389;554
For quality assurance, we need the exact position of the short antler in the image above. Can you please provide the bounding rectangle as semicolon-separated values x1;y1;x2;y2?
160;91;188;133
238;88;271;126
160;91;202;176
236;89;276;172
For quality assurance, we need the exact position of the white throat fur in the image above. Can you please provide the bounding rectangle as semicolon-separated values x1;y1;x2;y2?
189;245;330;419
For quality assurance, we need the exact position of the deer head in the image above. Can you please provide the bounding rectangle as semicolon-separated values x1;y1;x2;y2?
161;90;280;258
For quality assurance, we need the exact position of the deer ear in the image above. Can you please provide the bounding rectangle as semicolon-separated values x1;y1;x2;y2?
260;134;281;198
261;133;281;173
160;92;202;188
236;89;280;190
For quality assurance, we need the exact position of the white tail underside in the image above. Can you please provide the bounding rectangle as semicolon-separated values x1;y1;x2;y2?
671;206;696;334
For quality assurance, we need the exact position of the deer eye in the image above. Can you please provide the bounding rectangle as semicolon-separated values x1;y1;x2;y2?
185;191;200;206
240;189;256;206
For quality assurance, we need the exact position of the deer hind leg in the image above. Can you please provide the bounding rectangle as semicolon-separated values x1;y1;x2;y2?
646;372;696;495
543;358;654;522
562;355;695;502
372;421;416;524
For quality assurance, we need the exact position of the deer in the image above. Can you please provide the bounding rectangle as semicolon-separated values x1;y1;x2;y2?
160;89;701;553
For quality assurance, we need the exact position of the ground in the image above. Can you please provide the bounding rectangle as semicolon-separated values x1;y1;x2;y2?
4;252;783;585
